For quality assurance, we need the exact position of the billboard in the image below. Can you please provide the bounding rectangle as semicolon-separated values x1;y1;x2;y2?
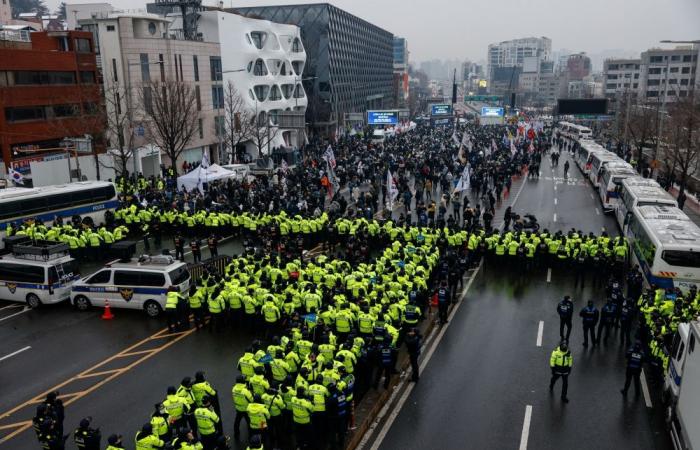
431;104;453;116
481;107;504;117
367;110;399;125
556;99;608;115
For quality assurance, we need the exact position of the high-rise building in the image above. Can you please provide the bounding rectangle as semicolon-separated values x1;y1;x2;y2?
565;53;591;80
233;3;394;133
603;58;641;108
393;36;409;109
487;36;551;94
0;30;102;180
639;45;699;103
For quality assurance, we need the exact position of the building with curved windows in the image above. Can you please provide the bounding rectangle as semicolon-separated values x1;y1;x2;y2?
199;10;307;159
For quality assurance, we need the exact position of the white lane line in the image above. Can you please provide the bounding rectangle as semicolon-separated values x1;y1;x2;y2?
365;261;483;450
536;321;544;347
553;213;557;222
595;208;600;215
546;268;552;283
519;405;533;450
590;193;595;200
554;198;558;205
0;304;23;311
641;369;653;408
0;306;30;323
0;345;31;362
554;185;557;192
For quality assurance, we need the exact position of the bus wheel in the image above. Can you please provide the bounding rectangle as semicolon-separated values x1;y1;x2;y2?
144;301;162;318
74;295;91;311
26;293;41;309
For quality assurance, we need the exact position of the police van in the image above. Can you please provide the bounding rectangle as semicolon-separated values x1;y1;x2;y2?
72;255;190;318
0;241;79;308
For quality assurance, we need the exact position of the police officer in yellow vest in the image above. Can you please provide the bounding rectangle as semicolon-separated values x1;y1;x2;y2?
166;287;183;333
134;423;164;450
194;396;221;449
549;341;573;403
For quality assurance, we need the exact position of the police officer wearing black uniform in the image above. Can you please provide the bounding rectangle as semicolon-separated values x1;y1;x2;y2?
73;417;101;450
174;233;185;261
557;296;574;341
579;300;599;347
207;234;219;257
404;328;422;382
190;238;202;264
621;342;645;396
436;280;450;325
598;299;617;344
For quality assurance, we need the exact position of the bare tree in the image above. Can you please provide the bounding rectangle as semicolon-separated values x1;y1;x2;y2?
102;82;135;176
140;80;198;174
222;81;255;162
250;103;279;158
663;91;700;208
627;101;658;172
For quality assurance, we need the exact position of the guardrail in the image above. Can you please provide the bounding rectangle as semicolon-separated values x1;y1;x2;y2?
0;30;31;43
187;255;231;281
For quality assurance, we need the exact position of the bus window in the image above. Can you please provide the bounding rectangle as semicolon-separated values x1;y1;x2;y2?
661;250;700;268
0;262;45;283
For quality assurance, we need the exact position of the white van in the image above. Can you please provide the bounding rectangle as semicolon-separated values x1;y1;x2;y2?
0;251;79;308
72;255;190;318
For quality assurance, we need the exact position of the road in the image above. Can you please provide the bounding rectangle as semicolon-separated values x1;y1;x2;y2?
367;151;673;450
0;149;677;449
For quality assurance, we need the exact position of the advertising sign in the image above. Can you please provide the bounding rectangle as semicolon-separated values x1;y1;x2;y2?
481;107;504;117
367;110;399;126
431;104;453;116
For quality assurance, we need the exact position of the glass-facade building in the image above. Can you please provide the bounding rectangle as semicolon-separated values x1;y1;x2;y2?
233;3;394;130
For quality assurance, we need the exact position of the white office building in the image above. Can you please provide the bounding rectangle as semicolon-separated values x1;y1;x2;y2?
198;10;307;158
639;45;699;103
487;36;551;92
603;58;641;98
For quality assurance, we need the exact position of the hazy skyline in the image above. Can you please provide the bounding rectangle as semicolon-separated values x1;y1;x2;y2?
52;0;700;63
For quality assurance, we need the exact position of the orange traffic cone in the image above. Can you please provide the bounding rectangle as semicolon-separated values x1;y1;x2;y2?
101;300;114;320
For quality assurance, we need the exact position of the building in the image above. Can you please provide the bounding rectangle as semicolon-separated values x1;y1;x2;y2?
0;0;11;25
487;36;551;94
565;53;591;80
639;45;699;103
0;30;103;182
233;3;394;134
537;72;560;105
197;10;307;157
93;10;221;172
392;37;409;109
603;58;641;107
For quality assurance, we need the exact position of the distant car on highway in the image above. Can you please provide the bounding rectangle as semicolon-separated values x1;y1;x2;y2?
72;255;190;318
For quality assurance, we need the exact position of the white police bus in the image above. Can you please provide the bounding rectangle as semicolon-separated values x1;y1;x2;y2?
576;142;608;176
627;205;700;292
616;177;677;232
0;181;118;249
599;166;639;213
558;121;593;141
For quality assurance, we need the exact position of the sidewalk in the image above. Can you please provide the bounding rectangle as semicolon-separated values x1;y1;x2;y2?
668;186;700;226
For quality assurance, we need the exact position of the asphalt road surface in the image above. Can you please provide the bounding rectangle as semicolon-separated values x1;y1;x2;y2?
370;152;673;450
0;150;679;449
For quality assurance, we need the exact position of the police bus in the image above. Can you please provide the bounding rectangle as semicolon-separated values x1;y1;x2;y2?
0;181;118;249
626;205;700;292
616;177;677;232
599;166;639;213
558;121;593;141
576;141;607;176
0;240;79;308
589;152;625;187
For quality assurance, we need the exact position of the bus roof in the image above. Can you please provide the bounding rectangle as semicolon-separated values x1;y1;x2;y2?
626;184;677;203
642;217;700;248
622;177;662;188
638;205;691;221
607;167;638;178
0;181;114;201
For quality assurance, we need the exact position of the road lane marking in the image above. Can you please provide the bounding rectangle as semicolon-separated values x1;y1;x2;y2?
590;193;595;200
641;369;653;408
546;268;552;283
553;213;557;222
0;346;31;362
0;304;22;311
554;198;557;205
519;405;533;450
0;324;199;444
595;208;600;215
362;261;483;450
0;307;30;323
536;322;544;347
554;185;557;192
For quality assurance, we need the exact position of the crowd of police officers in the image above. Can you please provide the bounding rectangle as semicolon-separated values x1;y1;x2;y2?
24;121;700;449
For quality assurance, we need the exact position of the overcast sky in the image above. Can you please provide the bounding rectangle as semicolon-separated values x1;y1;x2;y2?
55;0;700;63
